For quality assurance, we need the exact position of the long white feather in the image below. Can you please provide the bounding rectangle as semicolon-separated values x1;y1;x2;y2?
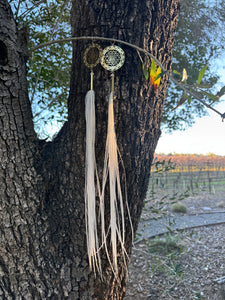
100;92;130;275
85;90;101;275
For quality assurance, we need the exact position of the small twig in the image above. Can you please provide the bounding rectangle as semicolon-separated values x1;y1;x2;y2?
18;0;46;19
170;77;224;118
15;0;21;19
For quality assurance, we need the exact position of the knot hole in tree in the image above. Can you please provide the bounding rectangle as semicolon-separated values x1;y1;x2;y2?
0;41;8;66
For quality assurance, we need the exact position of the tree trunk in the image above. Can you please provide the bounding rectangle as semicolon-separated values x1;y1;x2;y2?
0;0;179;299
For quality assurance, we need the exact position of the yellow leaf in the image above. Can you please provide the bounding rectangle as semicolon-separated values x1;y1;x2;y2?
154;66;161;90
150;59;161;90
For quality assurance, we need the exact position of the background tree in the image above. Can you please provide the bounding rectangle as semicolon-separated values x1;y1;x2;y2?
10;0;72;136
0;0;179;298
162;0;225;131
8;0;225;137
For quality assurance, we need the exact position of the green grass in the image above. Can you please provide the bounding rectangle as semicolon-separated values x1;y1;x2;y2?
217;201;225;208
148;234;183;255
171;202;188;213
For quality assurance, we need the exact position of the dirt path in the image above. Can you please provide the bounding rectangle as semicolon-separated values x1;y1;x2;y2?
136;211;225;242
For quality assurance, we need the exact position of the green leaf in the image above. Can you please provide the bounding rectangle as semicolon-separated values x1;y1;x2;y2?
172;93;188;110
166;226;173;233
142;63;149;80
200;90;218;102
190;231;194;238
216;85;225;98
150;58;156;76
151;210;160;214
154;72;162;82
154;70;168;82
173;70;181;76
188;96;192;104
197;64;207;84
195;83;213;89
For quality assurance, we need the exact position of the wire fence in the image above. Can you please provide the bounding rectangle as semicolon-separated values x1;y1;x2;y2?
149;169;225;195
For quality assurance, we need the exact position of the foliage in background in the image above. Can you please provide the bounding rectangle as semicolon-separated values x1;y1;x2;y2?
146;232;185;285
143;158;190;221
171;202;188;213
162;0;225;131
9;0;72;138
9;0;225;137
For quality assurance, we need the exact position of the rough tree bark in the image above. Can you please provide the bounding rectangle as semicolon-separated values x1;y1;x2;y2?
0;0;179;299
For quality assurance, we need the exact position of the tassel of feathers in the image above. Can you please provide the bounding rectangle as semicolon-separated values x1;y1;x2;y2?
85;90;102;276
100;92;128;275
85;90;133;277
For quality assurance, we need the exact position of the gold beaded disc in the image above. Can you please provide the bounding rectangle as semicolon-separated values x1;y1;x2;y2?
83;44;102;69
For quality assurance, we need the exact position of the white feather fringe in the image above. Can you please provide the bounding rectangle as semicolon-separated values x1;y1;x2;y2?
85;90;133;277
85;90;101;275
100;92;130;275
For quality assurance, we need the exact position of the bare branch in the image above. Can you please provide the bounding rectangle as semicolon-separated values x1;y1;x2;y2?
30;36;225;120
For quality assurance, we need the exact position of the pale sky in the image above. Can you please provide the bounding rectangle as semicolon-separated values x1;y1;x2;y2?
156;50;225;156
155;0;225;157
156;101;225;156
47;93;225;156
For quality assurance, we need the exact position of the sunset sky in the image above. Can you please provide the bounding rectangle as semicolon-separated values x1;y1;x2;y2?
156;101;225;156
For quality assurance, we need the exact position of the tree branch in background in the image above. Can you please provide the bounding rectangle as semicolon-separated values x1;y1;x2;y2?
30;36;225;121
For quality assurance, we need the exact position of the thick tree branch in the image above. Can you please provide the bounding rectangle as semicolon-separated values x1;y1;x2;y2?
0;0;180;298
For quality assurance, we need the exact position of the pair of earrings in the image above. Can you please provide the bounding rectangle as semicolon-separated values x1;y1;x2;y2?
83;43;132;277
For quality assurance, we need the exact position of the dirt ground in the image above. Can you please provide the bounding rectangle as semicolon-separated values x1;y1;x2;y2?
125;191;225;300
